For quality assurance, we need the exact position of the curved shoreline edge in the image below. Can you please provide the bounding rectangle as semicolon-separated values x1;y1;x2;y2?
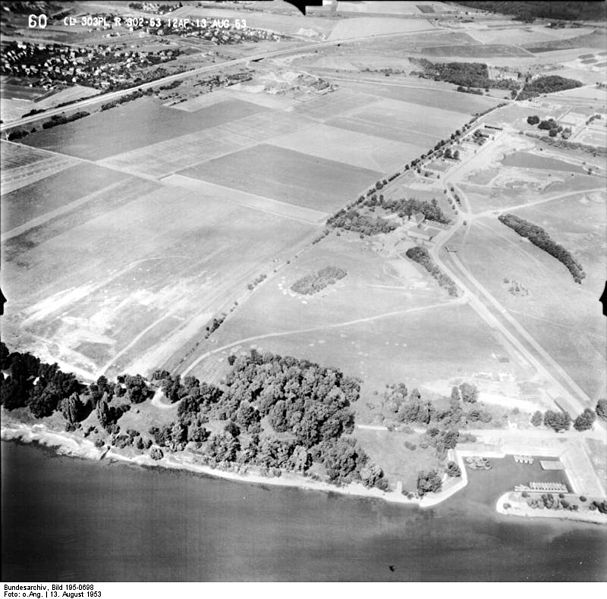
2;421;426;507
495;492;607;525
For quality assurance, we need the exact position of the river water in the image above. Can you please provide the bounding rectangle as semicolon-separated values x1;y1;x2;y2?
2;441;606;581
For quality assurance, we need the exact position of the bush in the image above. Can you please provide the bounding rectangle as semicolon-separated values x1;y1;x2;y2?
150;447;164;460
417;470;442;496
446;461;461;478
531;410;543;427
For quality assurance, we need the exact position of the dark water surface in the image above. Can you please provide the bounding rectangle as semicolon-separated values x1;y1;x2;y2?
2;441;606;581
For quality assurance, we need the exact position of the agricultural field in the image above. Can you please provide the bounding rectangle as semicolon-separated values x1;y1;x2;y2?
1;163;128;235
1;169;317;380
338;79;502;114
269;122;423;172
21;97;267;160
178;143;381;212
101;110;308;179
327;97;470;147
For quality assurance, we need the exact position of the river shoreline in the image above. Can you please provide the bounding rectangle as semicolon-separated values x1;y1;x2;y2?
1;418;424;507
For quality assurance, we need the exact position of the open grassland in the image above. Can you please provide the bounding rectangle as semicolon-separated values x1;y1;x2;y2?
161;174;329;225
467;26;596;47
1;163;128;235
339;80;501;114
2;177;315;379
461;173;602;214
22;97;266;160
327;97;470;147
269;121;424;172
457;209;605;400
192;299;519;402
422;44;531;58
501;151;587;173
523;30;607;54
179;143;381;213
351;30;479;54
101;110;309;179
171;5;339;37
354;428;441;491
328;16;433;41
180;235;520;395
294;88;379;120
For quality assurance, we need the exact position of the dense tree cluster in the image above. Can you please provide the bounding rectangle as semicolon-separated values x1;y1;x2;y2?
531;410;543;426
417;470;442;496
453;2;606;22
527;115;540;125
291;266;347;295
415;59;518;90
0;343;83;417
405;246;459;296
543;409;571;432
100;88;153;111
41;111;90;130
498;213;585;283
364;196;450;225
519;75;582;100
573;408;596;431
459;382;479;403
141;350;386;489
327;208;398;236
596;399;607;421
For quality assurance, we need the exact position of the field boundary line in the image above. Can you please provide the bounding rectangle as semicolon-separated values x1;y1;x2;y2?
161;173;328;225
1;180;127;242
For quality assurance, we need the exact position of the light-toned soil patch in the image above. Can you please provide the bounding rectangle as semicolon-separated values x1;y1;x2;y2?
2;179;315;379
269;121;423;172
294;88;379;120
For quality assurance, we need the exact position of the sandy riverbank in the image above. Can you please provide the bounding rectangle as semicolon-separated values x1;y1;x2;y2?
1;418;421;507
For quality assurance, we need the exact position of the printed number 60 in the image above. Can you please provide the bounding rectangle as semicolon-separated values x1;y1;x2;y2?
28;14;48;28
